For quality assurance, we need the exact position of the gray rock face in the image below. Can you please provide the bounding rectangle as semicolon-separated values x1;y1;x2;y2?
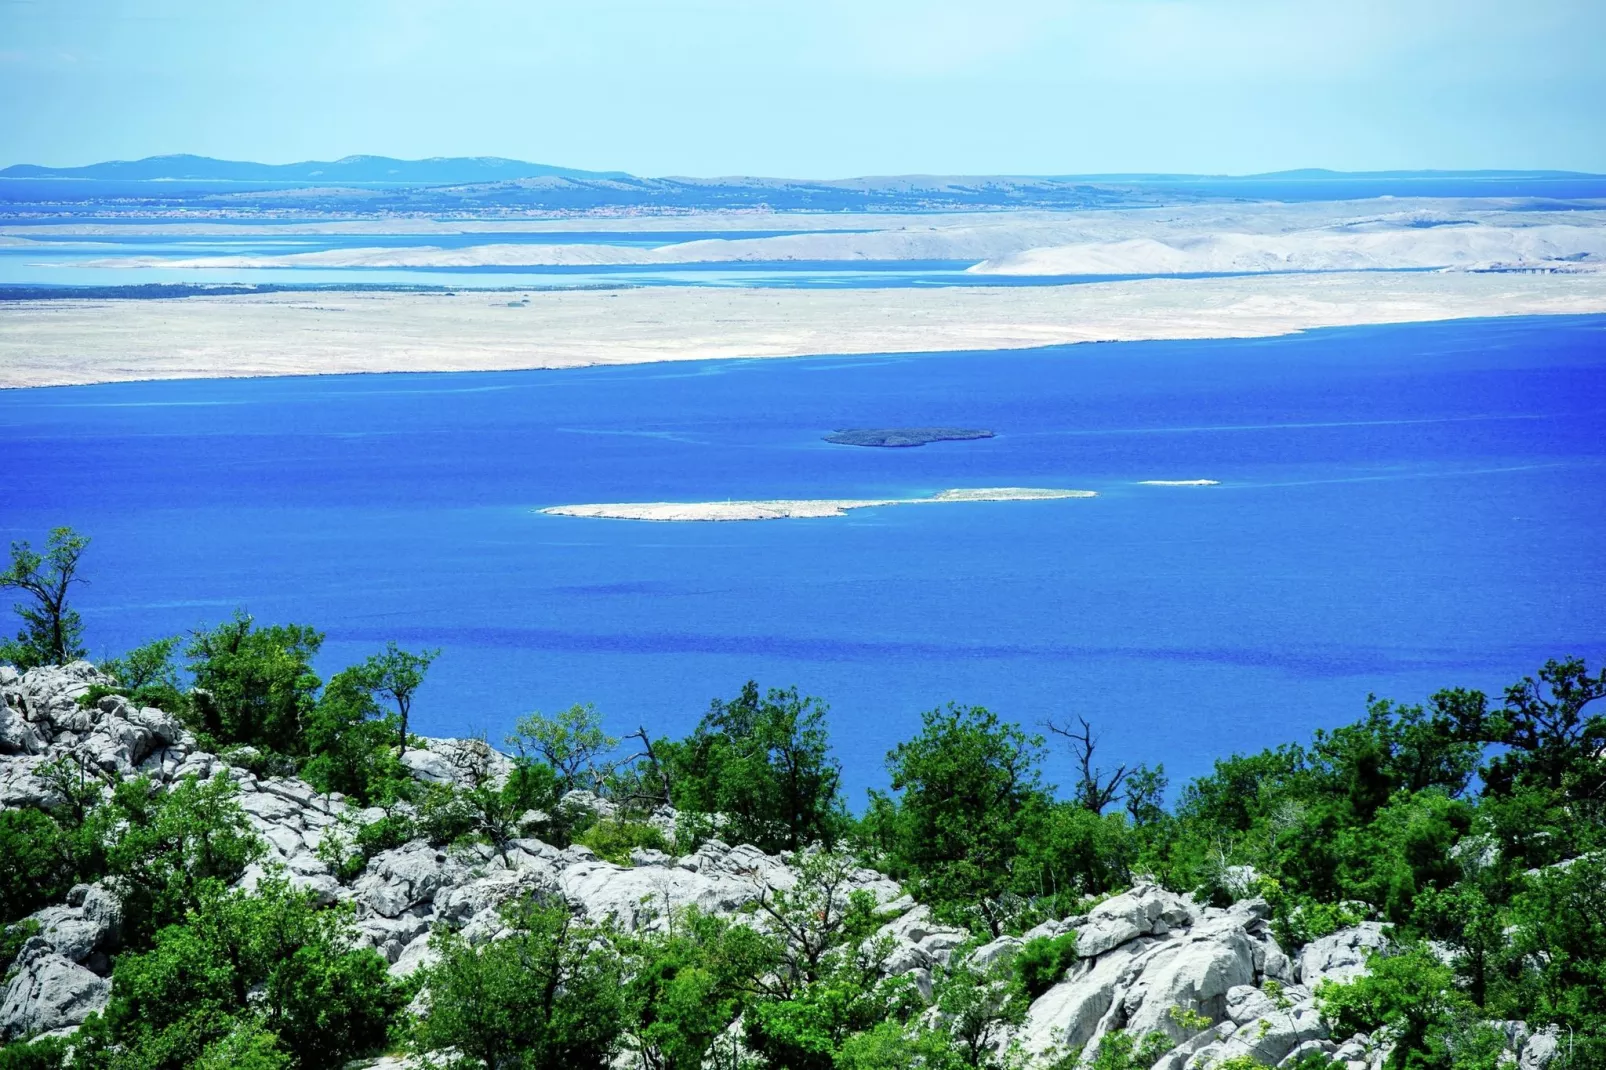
0;938;111;1040
1191;1004;1329;1069
21;883;122;974
1296;923;1390;987
1;663;192;808
1119;925;1256;1042
1021;935;1163;1059
1226;983;1279;1026
1019;890;1295;1064
354;842;469;918
400;738;513;789
1077;883;1199;957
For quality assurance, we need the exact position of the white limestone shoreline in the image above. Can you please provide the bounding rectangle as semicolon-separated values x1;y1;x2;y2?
5;270;1606;389
540;487;1095;522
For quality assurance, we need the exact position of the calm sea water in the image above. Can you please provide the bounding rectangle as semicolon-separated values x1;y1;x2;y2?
3;316;1604;801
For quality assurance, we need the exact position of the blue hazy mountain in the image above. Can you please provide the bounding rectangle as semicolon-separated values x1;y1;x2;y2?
0;153;629;183
4;156;1605;212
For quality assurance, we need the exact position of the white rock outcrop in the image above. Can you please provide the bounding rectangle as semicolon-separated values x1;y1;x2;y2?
0;663;1567;1068
1019;888;1292;1061
0;938;112;1040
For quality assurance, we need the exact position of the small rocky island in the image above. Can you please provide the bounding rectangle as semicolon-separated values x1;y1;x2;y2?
823;427;995;448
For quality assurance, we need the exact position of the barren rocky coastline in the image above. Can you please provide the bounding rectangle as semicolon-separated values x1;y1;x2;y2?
5;271;1606;389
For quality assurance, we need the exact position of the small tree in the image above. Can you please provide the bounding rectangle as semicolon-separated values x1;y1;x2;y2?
359;641;438;756
881;704;1047;934
184;613;324;756
616;907;777;1070
932;955;1030;1069
508;703;618;795
302;666;403;805
662;682;845;854
415;896;625;1070
0;526;89;669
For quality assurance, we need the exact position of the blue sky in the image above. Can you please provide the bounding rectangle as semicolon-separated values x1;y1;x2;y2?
2;0;1603;176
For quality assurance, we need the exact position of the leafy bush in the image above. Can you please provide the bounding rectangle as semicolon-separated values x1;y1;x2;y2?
194;1021;293;1070
1085;1029;1175;1070
317;810;419;883
415;896;625;1070
81;636;188;714
102;772;264;945
1015;932;1080;998
929;955;1030;1070
1317;944;1472;1070
84;877;403;1070
184;613;324;756
660;681;845;855
574;818;669;865
0;809;81;926
615;907;778;1070
0;1035;72;1070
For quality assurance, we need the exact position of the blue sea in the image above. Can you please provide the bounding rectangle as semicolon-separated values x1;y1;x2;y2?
3;315;1604;801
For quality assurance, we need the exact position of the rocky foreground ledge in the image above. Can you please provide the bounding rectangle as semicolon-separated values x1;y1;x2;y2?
0;663;1564;1069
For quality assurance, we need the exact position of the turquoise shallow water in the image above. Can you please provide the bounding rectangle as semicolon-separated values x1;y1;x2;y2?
3;316;1604;800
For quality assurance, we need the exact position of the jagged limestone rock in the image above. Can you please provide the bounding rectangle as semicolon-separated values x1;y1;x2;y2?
0;938;111;1040
1296;923;1390;987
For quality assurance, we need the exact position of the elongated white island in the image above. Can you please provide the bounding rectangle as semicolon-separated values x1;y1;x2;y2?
540;487;1095;522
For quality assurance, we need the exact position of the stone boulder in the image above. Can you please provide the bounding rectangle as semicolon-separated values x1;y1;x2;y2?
20;883;122;974
1018;894;1294;1062
1077;883;1198;957
1119;925;1257;1042
400;738;512;789
0;938;111;1040
1020;936;1165;1059
1225;983;1279;1026
353;841;471;918
876;904;972;976
1297;923;1389;987
1187;1004;1329;1069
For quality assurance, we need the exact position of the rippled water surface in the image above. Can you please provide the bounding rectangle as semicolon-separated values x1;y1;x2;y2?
4;316;1604;798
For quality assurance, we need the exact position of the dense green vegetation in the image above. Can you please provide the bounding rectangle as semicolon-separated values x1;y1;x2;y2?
3;528;1604;1069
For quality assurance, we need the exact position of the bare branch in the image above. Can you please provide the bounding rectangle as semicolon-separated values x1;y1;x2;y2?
1044;714;1129;815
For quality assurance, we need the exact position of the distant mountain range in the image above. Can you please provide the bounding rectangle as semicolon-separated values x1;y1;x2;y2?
0;154;629;183
3;156;1603;214
4;155;1599;186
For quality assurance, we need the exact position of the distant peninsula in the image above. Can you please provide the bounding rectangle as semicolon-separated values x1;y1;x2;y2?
541;486;1093;522
823;427;995;448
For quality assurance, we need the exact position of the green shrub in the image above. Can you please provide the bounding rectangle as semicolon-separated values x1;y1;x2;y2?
103;772;264;945
415;896;625;1070
1015;932;1080;998
184;614;323;756
0;1034;72;1070
1086;1029;1174;1070
0;809;80;926
81;636;188;714
95;877;403;1070
1317;944;1472;1070
659;681;846;855
575;818;669;865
